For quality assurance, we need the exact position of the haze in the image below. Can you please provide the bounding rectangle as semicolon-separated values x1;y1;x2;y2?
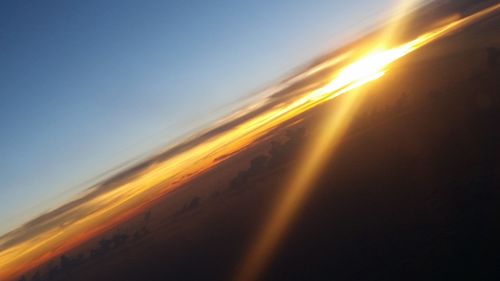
0;0;400;235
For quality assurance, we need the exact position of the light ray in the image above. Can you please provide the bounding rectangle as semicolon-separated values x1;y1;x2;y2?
233;3;500;281
1;3;499;281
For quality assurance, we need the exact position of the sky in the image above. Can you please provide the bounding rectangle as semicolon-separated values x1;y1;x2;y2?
0;0;400;235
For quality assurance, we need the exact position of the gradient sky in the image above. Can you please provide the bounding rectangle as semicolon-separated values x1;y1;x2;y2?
0;0;399;235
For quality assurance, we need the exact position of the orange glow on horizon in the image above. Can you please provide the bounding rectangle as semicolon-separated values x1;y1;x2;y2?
234;3;500;281
1;3;499;281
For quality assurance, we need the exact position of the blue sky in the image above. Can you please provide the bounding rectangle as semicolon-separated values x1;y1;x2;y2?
0;0;398;234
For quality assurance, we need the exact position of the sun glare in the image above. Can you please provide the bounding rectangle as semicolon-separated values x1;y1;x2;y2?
1;3;499;281
234;3;500;281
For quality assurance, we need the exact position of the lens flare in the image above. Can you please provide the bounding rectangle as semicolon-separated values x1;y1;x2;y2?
234;4;500;281
1;3;499;281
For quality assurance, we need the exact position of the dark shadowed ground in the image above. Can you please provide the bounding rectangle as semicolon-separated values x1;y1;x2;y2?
20;6;500;281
